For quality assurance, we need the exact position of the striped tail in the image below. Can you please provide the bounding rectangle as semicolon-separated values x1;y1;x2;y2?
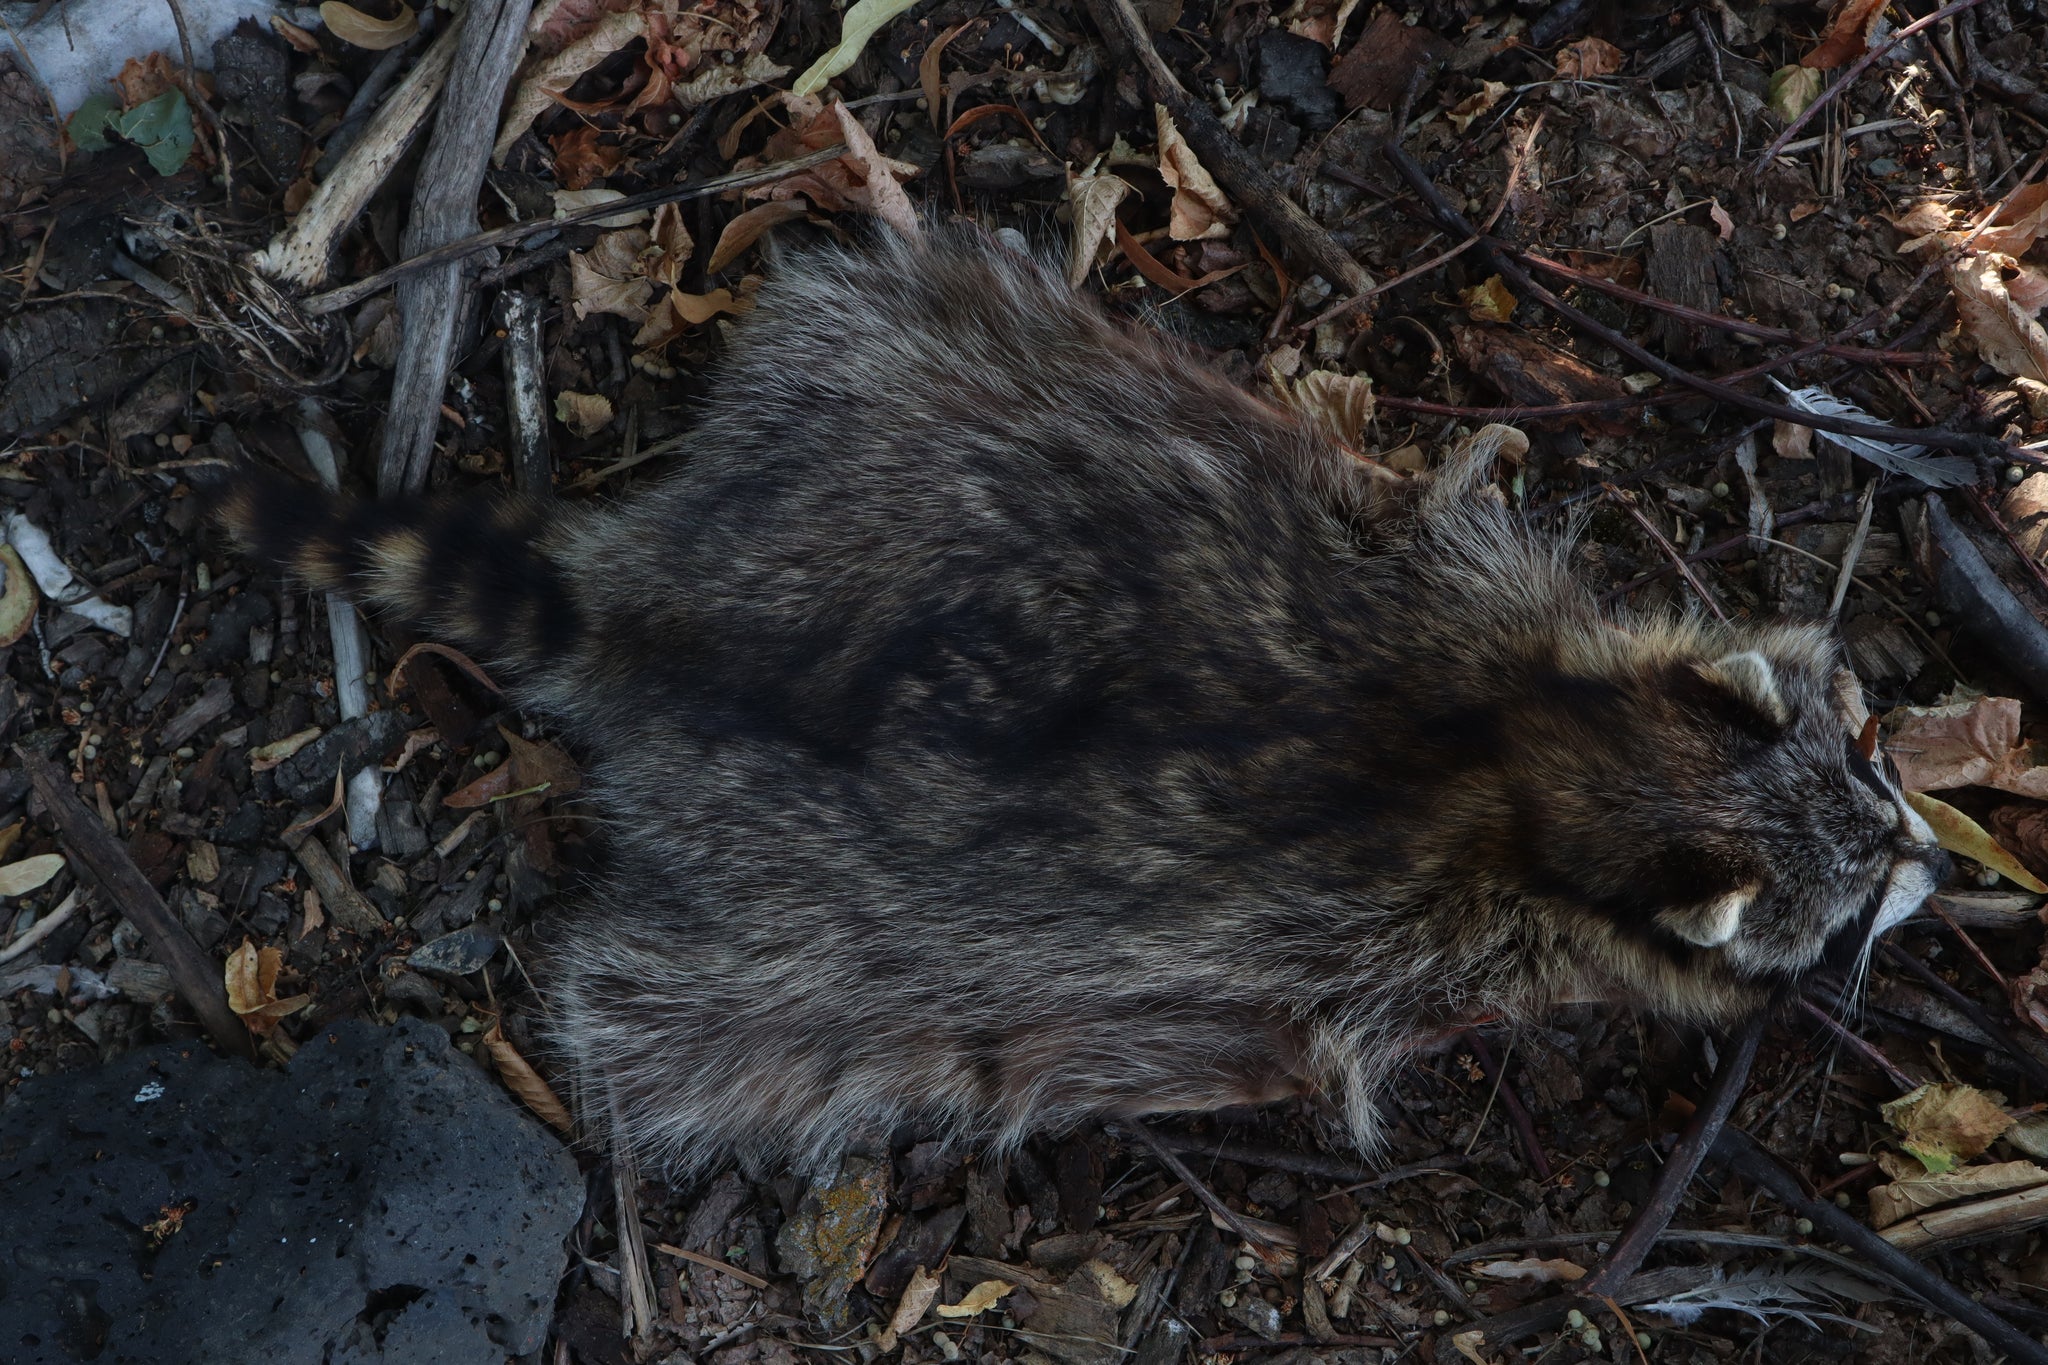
213;469;582;677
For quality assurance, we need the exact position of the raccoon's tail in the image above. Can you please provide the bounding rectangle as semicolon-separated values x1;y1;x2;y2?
214;468;582;677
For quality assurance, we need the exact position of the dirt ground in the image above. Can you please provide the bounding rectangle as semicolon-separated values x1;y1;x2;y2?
5;0;2048;1361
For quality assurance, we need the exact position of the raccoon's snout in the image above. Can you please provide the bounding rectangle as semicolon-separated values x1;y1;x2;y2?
1870;843;1948;939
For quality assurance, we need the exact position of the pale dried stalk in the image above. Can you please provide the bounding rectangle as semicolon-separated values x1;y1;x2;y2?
254;16;465;286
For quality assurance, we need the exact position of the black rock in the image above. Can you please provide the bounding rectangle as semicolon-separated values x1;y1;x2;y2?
273;710;414;805
408;924;504;979
1257;31;1341;131
0;1017;582;1365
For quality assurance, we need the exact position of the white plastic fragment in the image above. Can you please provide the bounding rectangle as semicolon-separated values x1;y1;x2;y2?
2;513;132;637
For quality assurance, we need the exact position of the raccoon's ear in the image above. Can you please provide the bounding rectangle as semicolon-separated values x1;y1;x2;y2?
1656;886;1755;948
1689;650;1792;730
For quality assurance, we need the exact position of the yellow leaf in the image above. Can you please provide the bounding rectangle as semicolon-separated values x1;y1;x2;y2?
1881;1083;2016;1175
1459;275;1515;322
0;544;38;647
936;1278;1014;1318
1905;790;2048;892
223;938;311;1037
793;0;922;96
319;1;418;50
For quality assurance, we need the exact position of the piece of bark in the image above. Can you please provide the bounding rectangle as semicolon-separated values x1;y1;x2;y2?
1326;7;1448;112
283;830;387;935
498;290;553;497
18;748;253;1060
1645;223;1719;359
378;0;537;496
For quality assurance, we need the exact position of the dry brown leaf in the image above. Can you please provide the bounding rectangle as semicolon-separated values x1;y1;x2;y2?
1709;202;1735;241
320;1;419;50
1445;80;1508;134
877;1265;943;1351
936;1278;1013;1318
919;22;971;129
250;726;323;773
0;853;64;897
647;203;695;288
1882;1082;2016;1174
633;287;750;348
827;101;919;238
300;887;326;940
1772;418;1815;460
1459;275;1515;322
1887;696;2048;799
1976;182;2048;259
1473;1257;1587;1284
554;391;614;439
1554;36;1623;79
708;199;809;273
1066;171;1132;287
502;725;583;798
1951;253;2048;381
671;52;789;109
1326;9;1450;111
1801;0;1886;69
550;125;626;191
1906;790;2048;893
1281;370;1375;449
494;8;646;164
483;1012;574;1132
185;840;220;884
0;822;20;865
1156;105;1234;241
570;228;654;322
224;938;311;1037
112;53;181;109
270;15;323;53
1869;1159;2048;1229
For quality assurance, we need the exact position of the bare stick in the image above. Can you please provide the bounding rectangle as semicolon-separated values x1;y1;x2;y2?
300;147;848;316
498;291;553;497
608;1089;660;1342
1078;0;1369;294
294;401;384;848
254;16;465;286
1613;489;1731;623
1126;1122;1287;1258
379;0;537;497
1802;997;1918;1091
1755;0;1995;170
0;888;82;965
1461;1029;1550;1179
19;748;253;1060
1711;1126;2048;1365
1580;1016;1763;1299
1882;941;2048;1091
282;829;387;935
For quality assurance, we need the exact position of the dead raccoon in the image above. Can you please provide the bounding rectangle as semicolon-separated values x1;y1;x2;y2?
221;229;1947;1173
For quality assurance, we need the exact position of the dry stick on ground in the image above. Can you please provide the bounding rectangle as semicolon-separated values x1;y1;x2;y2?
380;0;535;497
607;1090;660;1343
497;291;553;497
1755;0;1995;169
1579;1017;1764;1300
1077;0;1369;294
1610;488;1732;623
1711;1125;2048;1365
1149;1132;1464;1187
1126;1123;1288;1259
1379;142;2017;465
1801;997;1919;1091
1459;1029;1550;1179
18;748;254;1061
1924;493;2048;698
254;15;465;286
0;888;82;966
1882;940;2048;1091
300;147;849;316
281;828;387;935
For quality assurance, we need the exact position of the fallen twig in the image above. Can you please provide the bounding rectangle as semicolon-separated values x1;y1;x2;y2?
18;748;253;1060
378;0;537;496
1126;1122;1288;1259
1882;941;2048;1091
1924;493;2048;700
0;887;82;965
1610;486;1731;623
1079;0;1369;294
281;827;387;935
1579;1016;1763;1299
1710;1126;2048;1364
301;147;848;316
1461;1029;1550;1179
255;15;465;286
1802;997;1919;1092
497;290;553;497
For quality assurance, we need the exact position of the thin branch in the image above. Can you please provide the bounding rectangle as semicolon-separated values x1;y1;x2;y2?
1610;486;1731;623
1125;1122;1287;1259
300;147;849;316
1462;1029;1550;1179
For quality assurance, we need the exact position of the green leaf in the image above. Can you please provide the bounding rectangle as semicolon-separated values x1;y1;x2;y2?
114;89;195;175
1768;65;1823;124
66;93;120;153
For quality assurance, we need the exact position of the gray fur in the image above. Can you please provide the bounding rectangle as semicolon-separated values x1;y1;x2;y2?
224;230;1945;1173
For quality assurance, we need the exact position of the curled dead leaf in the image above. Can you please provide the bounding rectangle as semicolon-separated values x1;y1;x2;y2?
1553;36;1623;80
1155;105;1234;241
319;1;419;50
554;391;614;439
877;1265;943;1351
709;199;809;273
1767;65;1822;123
1905;790;2048;892
1869;1159;2048;1229
1950;253;2048;382
494;9;646;164
1445;80;1507;134
1279;370;1375;450
1066;170;1132;287
1459;275;1515;323
1886;696;2048;799
1473;1257;1587;1284
1801;0;1886;70
224;938;312;1037
936;1278;1013;1318
482;1013;574;1132
250;726;323;773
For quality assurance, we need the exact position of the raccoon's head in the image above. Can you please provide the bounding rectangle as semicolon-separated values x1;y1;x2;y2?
1513;625;1948;1021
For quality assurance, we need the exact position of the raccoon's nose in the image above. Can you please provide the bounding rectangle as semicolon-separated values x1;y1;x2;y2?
1920;846;1953;885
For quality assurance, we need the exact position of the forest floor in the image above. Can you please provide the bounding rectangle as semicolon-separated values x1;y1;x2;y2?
4;0;2048;1362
